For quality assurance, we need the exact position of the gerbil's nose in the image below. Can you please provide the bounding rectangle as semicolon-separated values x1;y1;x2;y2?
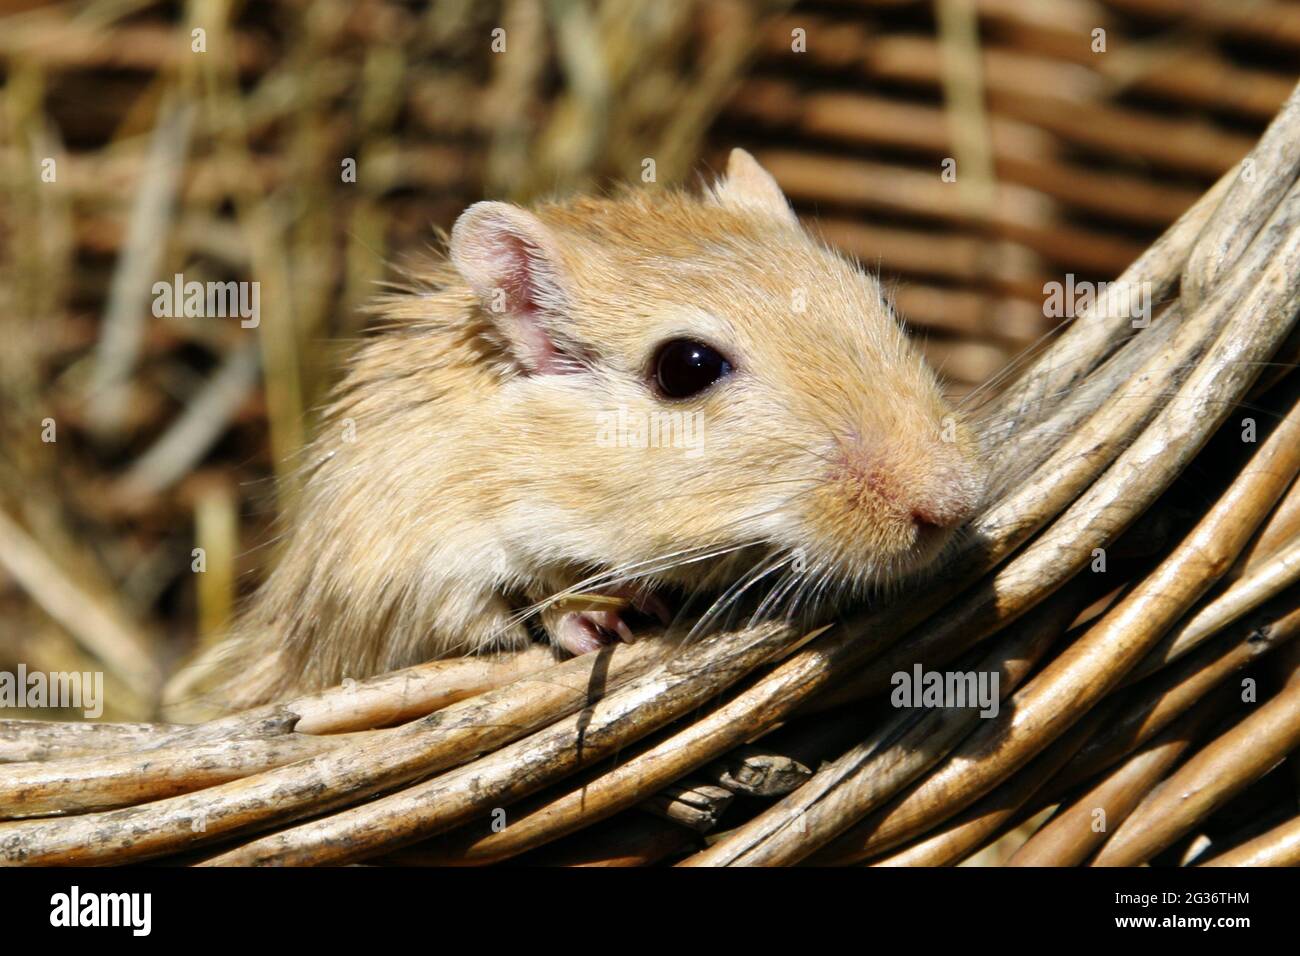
907;473;980;530
910;507;944;531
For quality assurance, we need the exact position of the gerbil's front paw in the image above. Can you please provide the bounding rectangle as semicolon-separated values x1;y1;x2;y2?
542;590;672;656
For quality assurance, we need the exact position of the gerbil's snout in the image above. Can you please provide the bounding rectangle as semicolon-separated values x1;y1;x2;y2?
812;429;985;580
834;438;979;526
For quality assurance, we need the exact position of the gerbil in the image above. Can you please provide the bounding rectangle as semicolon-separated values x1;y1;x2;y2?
181;149;986;709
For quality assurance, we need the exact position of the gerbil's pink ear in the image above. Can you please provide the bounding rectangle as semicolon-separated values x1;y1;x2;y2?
449;201;578;374
712;148;799;227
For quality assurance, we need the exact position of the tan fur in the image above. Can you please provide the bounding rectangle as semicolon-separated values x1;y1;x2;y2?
167;150;984;713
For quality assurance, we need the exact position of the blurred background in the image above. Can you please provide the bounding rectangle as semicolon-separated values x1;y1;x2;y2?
0;0;1297;720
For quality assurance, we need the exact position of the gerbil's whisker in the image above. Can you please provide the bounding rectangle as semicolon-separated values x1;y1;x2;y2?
688;550;793;642
749;561;805;627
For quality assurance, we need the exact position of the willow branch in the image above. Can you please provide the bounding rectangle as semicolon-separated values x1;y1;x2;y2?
1125;535;1300;683
1006;691;1233;866
1200;813;1300;867
0;636;667;865
199;622;802;865
1092;677;1300;866
681;578;1086;866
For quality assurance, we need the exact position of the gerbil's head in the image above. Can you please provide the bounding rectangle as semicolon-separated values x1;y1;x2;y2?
448;149;985;604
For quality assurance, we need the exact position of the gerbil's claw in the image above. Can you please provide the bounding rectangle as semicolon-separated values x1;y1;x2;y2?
545;586;673;656
590;608;637;644
552;609;633;655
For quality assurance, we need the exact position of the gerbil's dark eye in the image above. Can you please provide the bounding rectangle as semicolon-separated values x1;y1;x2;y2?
652;339;734;399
